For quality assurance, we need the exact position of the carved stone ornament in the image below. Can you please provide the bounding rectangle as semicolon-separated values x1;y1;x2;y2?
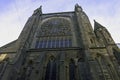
39;18;72;36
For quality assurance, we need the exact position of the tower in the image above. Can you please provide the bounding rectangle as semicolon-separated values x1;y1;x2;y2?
0;4;120;80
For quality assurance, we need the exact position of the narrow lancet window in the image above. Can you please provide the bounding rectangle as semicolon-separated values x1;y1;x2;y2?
45;59;56;80
69;59;76;80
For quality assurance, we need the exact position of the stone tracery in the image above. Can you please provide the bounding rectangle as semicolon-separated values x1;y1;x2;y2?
38;17;72;37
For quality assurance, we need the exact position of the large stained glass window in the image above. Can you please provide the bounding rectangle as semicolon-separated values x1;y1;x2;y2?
38;17;72;37
35;17;73;49
45;60;56;80
35;38;72;48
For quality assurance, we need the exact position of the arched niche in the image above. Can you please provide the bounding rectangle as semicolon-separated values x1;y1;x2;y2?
69;58;76;80
45;56;56;80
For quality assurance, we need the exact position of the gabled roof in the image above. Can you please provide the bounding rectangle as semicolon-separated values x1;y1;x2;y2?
0;40;18;53
94;20;105;30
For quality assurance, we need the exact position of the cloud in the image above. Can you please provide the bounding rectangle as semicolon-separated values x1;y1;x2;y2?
83;0;120;43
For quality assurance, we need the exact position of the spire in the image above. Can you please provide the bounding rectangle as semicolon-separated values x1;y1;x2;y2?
94;20;105;30
33;6;42;15
75;3;83;12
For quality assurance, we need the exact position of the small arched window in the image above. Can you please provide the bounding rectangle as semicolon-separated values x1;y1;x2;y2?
90;39;93;43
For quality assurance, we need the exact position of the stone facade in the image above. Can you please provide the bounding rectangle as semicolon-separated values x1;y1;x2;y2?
0;4;120;80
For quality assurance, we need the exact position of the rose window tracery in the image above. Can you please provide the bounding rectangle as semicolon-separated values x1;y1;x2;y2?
38;18;72;37
35;17;72;48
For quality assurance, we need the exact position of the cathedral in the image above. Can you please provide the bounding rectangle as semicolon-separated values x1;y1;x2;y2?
0;4;120;80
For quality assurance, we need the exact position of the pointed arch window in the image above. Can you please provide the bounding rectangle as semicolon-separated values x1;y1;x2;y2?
45;58;56;80
69;59;76;80
35;17;73;49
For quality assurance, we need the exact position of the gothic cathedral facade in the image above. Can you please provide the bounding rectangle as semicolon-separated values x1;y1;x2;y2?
0;4;120;80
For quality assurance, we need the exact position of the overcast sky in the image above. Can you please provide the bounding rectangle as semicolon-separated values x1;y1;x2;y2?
0;0;120;47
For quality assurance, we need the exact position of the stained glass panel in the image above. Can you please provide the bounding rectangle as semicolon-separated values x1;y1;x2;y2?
35;39;72;48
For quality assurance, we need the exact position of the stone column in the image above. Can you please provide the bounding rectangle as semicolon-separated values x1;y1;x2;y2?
59;52;66;80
